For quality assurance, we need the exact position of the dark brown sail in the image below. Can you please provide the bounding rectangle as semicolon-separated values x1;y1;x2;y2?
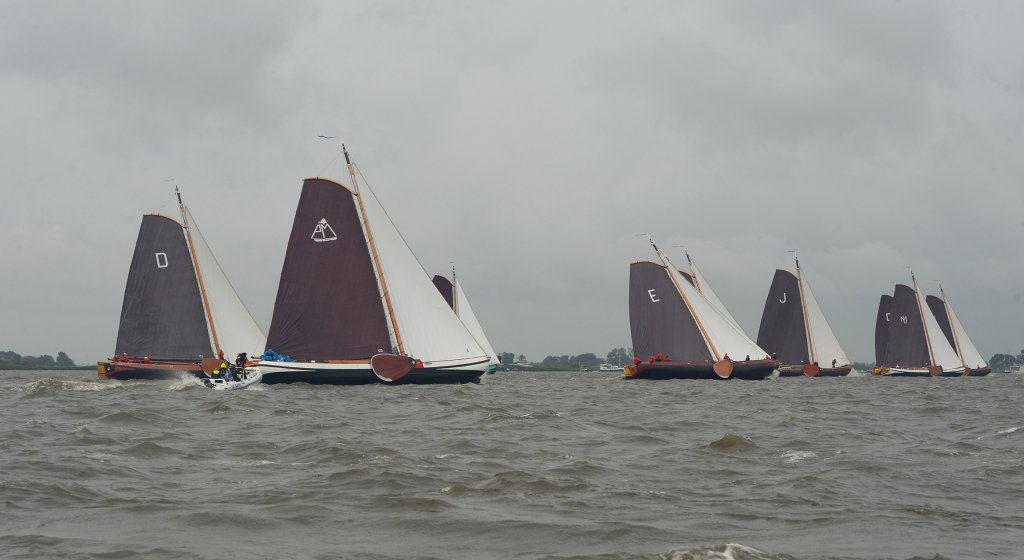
629;261;712;362
874;294;894;366
887;284;931;367
114;214;212;359
925;295;957;351
756;269;809;365
432;275;455;310
265;178;391;360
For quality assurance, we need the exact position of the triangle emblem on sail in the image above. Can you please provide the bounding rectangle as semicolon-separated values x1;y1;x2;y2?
311;218;338;242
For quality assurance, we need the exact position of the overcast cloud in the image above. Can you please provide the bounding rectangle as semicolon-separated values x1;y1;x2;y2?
2;0;1023;364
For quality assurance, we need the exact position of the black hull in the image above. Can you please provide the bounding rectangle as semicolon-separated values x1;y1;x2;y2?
627;360;777;380
968;367;992;377
260;366;484;385
778;365;852;377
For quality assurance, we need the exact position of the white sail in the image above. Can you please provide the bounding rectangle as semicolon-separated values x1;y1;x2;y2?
357;184;487;365
658;252;767;360
798;271;851;367
184;207;267;358
945;299;988;369
688;257;745;334
454;276;499;365
912;278;962;372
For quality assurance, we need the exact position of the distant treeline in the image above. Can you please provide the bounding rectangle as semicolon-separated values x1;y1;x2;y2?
0;350;76;369
497;348;633;371
988;351;1024;371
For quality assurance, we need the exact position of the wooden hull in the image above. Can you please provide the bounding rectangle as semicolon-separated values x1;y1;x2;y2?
624;359;778;380
967;366;992;376
778;365;852;377
97;360;203;380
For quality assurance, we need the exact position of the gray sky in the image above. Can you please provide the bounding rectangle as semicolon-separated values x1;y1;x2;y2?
3;0;1023;364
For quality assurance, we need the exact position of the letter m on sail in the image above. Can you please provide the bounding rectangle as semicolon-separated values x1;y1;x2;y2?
312;218;338;242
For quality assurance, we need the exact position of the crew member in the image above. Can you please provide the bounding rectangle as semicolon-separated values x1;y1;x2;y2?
656;352;664;362
632;355;641;366
648;355;655;364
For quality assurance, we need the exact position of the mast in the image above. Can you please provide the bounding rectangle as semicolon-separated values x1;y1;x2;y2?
451;264;458;316
345;144;405;356
794;254;815;363
910;270;936;367
176;187;221;357
939;283;967;368
650;237;720;360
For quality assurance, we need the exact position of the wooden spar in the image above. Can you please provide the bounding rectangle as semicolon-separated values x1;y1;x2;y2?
345;145;405;356
794;256;816;364
657;247;720;361
910;271;937;368
940;284;968;369
176;188;222;357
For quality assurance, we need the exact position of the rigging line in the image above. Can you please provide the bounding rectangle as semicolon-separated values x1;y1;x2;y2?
318;148;345;176
353;162;438;276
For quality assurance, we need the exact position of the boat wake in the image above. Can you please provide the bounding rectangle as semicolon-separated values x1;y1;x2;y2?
22;378;122;395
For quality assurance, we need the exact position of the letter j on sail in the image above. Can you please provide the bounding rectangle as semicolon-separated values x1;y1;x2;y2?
312;218;338;242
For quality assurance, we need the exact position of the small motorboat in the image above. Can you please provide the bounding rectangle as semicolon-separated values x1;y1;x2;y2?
203;367;262;390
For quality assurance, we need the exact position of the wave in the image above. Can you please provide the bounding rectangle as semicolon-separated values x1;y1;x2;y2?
708;434;757;451
21;378;121;395
662;543;797;560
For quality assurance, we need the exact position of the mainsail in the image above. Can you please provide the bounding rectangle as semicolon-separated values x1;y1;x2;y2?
874;294;894;367
264;178;392;360
756;269;808;364
114;214;213;359
629;261;713;361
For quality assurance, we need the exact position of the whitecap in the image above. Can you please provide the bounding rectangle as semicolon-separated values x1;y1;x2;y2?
781;450;818;463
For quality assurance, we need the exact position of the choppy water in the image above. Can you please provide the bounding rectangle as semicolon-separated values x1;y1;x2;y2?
2;369;1023;559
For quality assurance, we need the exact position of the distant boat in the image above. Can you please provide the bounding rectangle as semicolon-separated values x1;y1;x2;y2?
873;271;965;377
599;363;624;372
625;237;778;380
756;256;852;377
925;284;991;376
257;144;490;385
98;189;266;380
432;268;500;373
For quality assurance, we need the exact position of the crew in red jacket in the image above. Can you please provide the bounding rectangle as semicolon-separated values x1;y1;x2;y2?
632;355;641;366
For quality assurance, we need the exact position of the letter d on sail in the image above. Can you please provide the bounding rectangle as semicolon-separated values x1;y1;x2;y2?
312;218;338;242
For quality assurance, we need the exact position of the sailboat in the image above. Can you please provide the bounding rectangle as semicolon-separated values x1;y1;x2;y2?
874;271;964;377
755;256;852;377
98;189;267;380
257;145;490;384
432;268;500;373
625;237;778;380
925;285;991;376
